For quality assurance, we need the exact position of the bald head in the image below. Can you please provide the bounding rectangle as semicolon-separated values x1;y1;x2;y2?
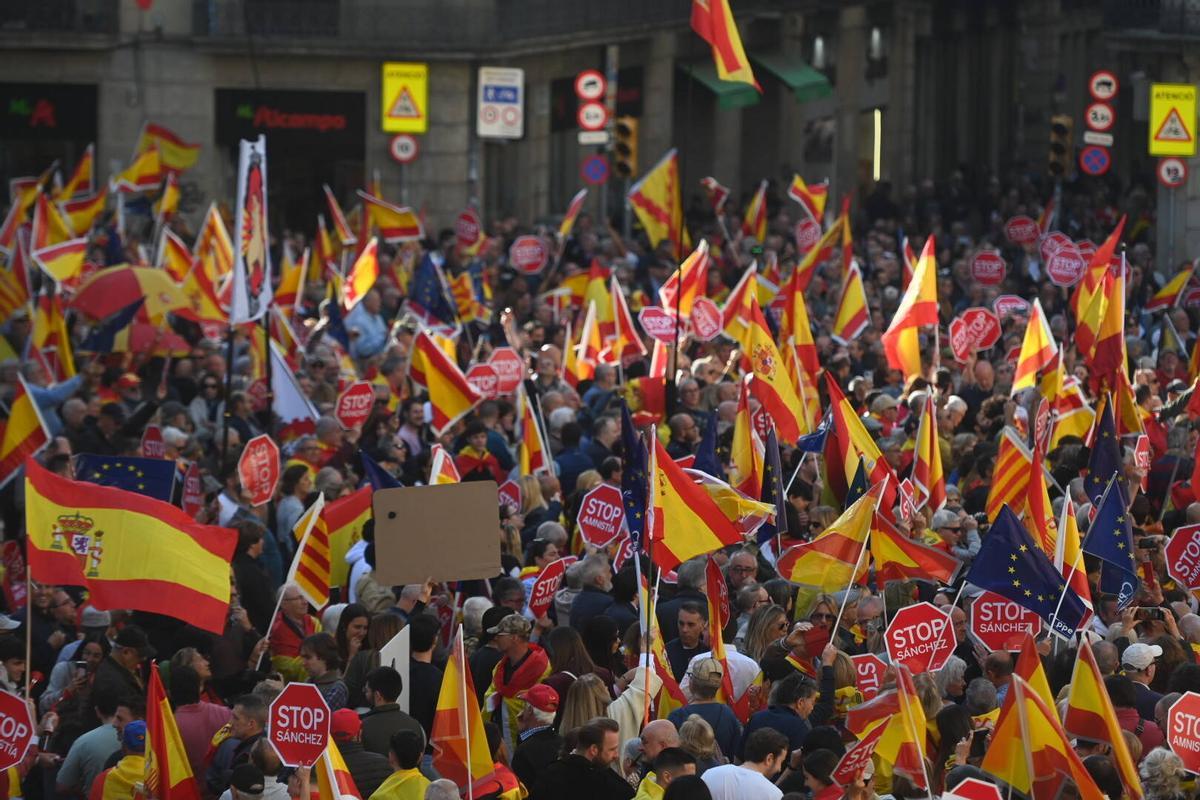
1093;641;1118;676
640;719;679;761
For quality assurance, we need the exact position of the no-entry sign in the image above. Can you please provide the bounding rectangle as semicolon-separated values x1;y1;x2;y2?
238;434;281;507
885;602;957;673
968;591;1042;651
576;484;626;549
0;691;33;771
268;683;331;767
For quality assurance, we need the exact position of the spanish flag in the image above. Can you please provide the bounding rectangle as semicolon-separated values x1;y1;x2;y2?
792;214;843;292
729;377;763;498
343;237;379;310
1014;632;1055;705
559;188;588;239
57;143;95;199
744;298;804;442
787;175;828;222
32;191;76;249
517;385;550;476
1147;267;1194;311
985;427;1032;521
32;290;76;381
845;664;928;789
1072;217;1125;351
649;436;742;570
358;190;423;243
870;512;960;584
25;459;236;632
911;394;944;511
659;240;709;318
777;481;878;593
719;266;757;351
825;376;892;503
317;741;362;800
433;627;496;790
136;123;201;172
704;556;748;720
1024;444;1056;559
111;147;163;194
610;274;647;361
317;486;373;588
778;264;817;375
1089;259;1127;390
1064;638;1143;800
690;0;761;91
831;263;869;344
146;664;201;800
1012;298;1058;394
561;321;591;389
429;444;462;485
410;329;482;435
881;235;938;381
0;376;50;488
324;185;358;247
741;180;768;241
274;246;307;312
287;496;330;609
154;171;180;225
314;214;339;278
628;149;687;259
1054;497;1093;622
59;192;106;237
32;238;88;283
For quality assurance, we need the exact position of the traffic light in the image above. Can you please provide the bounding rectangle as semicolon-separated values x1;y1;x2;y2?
614;116;639;179
1048;114;1074;177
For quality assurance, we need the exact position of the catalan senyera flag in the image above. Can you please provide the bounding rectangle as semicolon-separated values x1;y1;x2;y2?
25;459;236;632
911;394;945;511
1147;267;1193;312
316;741;362;800
324;185;358;247
58;143;95;200
429;444;461;485
146;664;201;800
730;377;763;498
111;146;163;193
558;188;588;238
659;240;709;318
744;298;804;442
776;481;880;590
882;235;938;381
982;675;1105;800
1064;638;1143;800
195;203;234;281
517;385;550;476
787;175;828;222
32;238;88;283
1012;298;1058;394
0;376;51;488
845;665;928;789
741;180;768;241
649;436;743;570
287;495;330;609
985;427;1032;521
448;271;486;324
793;214;843;292
136;123;201;172
306;486;373;588
432;627;495;789
59;192;106;236
358;190;423;243
410;330;482;435
690;0;760;91
831;263;869;344
154;171;180;225
343;236;379;311
870;512;960;584
628;149;687;259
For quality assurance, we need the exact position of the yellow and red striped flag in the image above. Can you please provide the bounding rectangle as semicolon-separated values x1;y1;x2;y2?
146;664;201;800
342;237;379;311
985;427;1033;521
31;191;75;249
313;487;373;588
690;0;761;91
1064;638;1143;800
561;321;592;389
287;495;330;609
59;192;106;236
649;435;743;570
628;149;687;259
610;274;646;362
432;627;495;790
323;184;358;247
0;375;50;487
136;123;201;172
558;188;588;238
32;290;75;381
1024;444;1056;559
787;175;828;221
744;298;804;442
1012;298;1058;393
32;238;88;284
778;262;817;376
195;203;234;281
274;246;307;312
659;240;710;318
882;235;938;381
1055;497;1094;622
1089;260;1127;390
1147;267;1193;311
410;330;482;435
358;190;423;243
776;481;879;590
154;171;180;225
831;263;869;344
730;376;763;498
741;180;768;241
719;266;758;351
517;385;550;476
316;740;362;800
57;143;95;200
1072;217;1125;351
824;376;894;505
703;556;749;719
429;444;461;485
911;394;944;511
112;146;163;193
792;214;843;292
870;512;960;584
314;214;339;278
845;664;929;790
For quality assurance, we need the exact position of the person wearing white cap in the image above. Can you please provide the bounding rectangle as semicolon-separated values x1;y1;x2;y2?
1122;641;1164;720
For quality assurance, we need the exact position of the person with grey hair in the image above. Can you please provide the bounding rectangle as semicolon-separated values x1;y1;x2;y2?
1139;747;1186;800
546;405;577;455
964;677;997;718
462;596;493;641
937;655;968;702
536;521;569;552
314;466;345;500
424;778;459;800
944;395;967;431
1093;641;1119;677
656;558;709;642
568;552;615;629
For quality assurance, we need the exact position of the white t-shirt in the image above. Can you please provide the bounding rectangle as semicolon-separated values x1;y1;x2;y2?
700;763;783;800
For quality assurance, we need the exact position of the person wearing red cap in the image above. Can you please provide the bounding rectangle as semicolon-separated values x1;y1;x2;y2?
330;708;391;798
510;683;561;791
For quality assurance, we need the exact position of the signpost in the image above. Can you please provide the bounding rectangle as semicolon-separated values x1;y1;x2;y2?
1149;83;1197;157
381;62;428;134
885;602;957;674
238;435;281;508
388;134;419;164
1159;157;1188;188
268;683;331;768
335;381;375;430
576;484;626;549
477;66;524;140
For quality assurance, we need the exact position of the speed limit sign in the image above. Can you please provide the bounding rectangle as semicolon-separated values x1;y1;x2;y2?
388;134;419;164
1158;157;1188;188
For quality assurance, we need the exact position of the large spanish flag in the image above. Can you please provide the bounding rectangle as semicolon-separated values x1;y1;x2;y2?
776;481;880;590
650;436;743;570
870;512;960;584
628;149;687;259
881;235;938;380
146;664;202;800
1012;298;1058;394
0;376;51;488
1064;638;1143;800
25;459;236;633
831;263;869;344
745;298;804;442
432;627;495;790
357;190;423;243
136;123;201;172
659;240;709;318
410;330;482;435
343;237;379;311
690;0;760;90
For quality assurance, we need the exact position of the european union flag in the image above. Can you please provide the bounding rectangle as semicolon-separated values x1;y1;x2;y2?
797;410;831;454
359;449;401;490
692;410;725;480
409;252;458;327
846;457;869;508
1086;398;1121;506
757;429;789;544
620;401;649;547
79;298;144;353
964;504;1090;639
74;454;177;502
1082;476;1140;609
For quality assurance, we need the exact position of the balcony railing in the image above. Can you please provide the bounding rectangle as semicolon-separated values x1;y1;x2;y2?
0;0;118;35
1103;0;1200;37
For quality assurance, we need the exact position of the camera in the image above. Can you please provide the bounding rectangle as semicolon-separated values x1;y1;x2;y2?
1134;607;1165;621
1137;537;1160;550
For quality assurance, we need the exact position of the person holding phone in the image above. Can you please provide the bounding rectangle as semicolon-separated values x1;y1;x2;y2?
39;632;110;713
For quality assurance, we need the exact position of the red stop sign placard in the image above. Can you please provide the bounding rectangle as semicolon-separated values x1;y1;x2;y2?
970;251;1006;285
335;380;375;430
0;690;33;771
948;318;972;364
832;720;887;786
576;484;626;549
946;777;1004;800
465;364;500;400
509;235;549;274
968;591;1042;651
885;601;957;674
141;425;166;459
268;683;331;767
795;218;822;252
182;462;205;519
1004;216;1039;245
994;294;1031;318
488;347;525;395
638;307;680;343
1047;247;1086;287
958;307;1002;351
498;479;522;513
455;208;482;251
238;434;281;507
1167;692;1200;773
1166;524;1200;590
850;653;887;700
691;297;722;341
529;557;571;619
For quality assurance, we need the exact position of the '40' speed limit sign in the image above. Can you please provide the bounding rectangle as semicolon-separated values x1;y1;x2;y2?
389;134;419;164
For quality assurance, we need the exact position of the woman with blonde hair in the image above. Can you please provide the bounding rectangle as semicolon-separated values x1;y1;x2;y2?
830;650;864;719
558;673;611;734
806;506;838;538
678;713;724;775
741;605;789;663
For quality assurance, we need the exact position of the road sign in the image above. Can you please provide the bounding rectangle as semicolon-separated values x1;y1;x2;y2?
455;208;482;251
1004;215;1039;245
388;134;419;164
529;557;570;619
576;484;626;549
1079;145;1111;176
465;364;500;400
1150;83;1197;156
1047;247;1087;287
1085;102;1115;132
381;62;428;134
508;235;549;275
968;591;1042;651
238;434;280;507
945;777;1005;800
268;683;330;767
0;691;33;771
141;425;165;458
577;101;608;131
1159;157;1189;188
1166;524;1200;589
577;130;610;146
970;251;1006;285
1083;131;1114;147
581;154;609;186
832;722;887;786
477;66;524;140
497;479;521;512
637;306;680;343
994;294;1031;318
885;601;957;673
335;381;375;430
1167;692;1200;772
574;69;606;101
1088;70;1119;102
691;297;722;341
487;347;525;395
850;653;887;701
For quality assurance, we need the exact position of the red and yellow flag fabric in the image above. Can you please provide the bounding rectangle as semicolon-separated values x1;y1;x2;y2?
287;496;330;609
358;190;423;243
1064;638;1143;800
32;290;76;381
561;321;591;389
870;512;960;584
429;444;461;485
719;266;758;351
58;143;95;199
0;376;50;488
1089;258;1127;391
881;235;938;381
831;263;869;344
410;330;482;435
793;214;843;292
628;149;687;259
704;556;751;720
659;240;709;318
146;664;201;800
195;204;234;282
776;481;879;590
32;238;88;283
324;185;358;247
911;394;945;511
787;175;828;221
1072;217;1125;354
649;436;743;570
59;192;106;236
1055;497;1094;621
136;123;201;172
690;0;761;90
729;377;763;498
32;191;75;249
517;385;550;476
741;180;768;241
1147;267;1193;311
1012;298;1058;393
985;427;1033;521
343;237;379;310
559;188;589;238
317;741;362;800
317;487;372;588
610;275;647;361
25;459;236;632
1014;633;1054;706
1024;444;1056;559
825;376;893;504
274;246;307;312
744;298;804;442
154;172;180;224
778;264;817;376
432;628;495;789
845;665;928;789
112;147;163;193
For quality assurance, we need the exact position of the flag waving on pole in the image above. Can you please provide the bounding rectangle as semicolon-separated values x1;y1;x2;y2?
229;135;273;323
628;149;687;259
431;627;494;791
146;664;201;800
690;0;761;91
881;235;938;381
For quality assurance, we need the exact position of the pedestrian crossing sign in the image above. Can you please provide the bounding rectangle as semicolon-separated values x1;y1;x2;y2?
1149;82;1196;156
382;62;428;133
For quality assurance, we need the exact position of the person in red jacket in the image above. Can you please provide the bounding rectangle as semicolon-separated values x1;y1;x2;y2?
456;421;506;483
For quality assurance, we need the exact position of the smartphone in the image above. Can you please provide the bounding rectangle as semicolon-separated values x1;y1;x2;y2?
969;728;988;758
1137;537;1160;549
1134;607;1165;621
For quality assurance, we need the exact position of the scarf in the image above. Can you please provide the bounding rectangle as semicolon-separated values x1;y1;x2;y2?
492;644;550;698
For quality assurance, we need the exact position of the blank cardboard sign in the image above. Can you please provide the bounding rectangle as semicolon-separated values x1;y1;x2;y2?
371;482;500;585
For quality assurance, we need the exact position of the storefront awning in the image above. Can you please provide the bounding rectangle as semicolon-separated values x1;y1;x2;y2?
751;53;833;104
678;61;761;110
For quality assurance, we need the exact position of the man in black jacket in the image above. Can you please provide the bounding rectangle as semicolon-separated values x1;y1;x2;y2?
654;558;708;643
510;684;561;790
331;709;392;797
360;666;426;758
529;717;633;800
92;625;152;703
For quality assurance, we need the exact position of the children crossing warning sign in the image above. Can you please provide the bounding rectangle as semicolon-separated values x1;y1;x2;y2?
382;62;428;134
1149;83;1196;157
